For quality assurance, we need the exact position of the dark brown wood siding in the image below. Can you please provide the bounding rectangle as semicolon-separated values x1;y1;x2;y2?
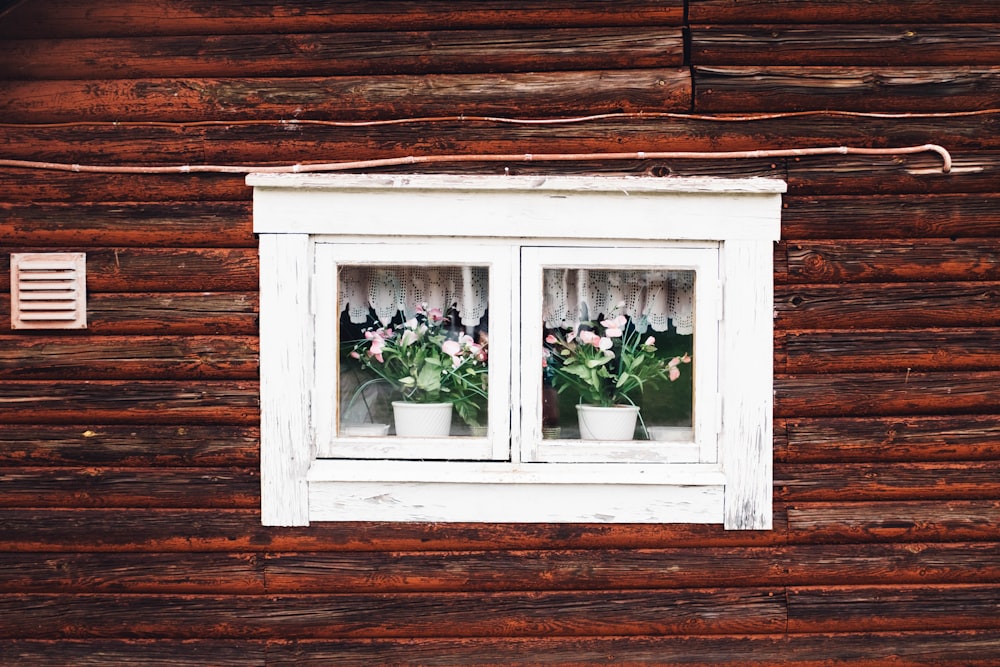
1;1;998;664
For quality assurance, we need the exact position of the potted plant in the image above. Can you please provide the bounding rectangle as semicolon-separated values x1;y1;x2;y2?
544;307;690;440
348;305;488;436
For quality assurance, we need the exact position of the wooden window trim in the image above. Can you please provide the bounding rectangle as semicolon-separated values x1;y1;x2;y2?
251;174;784;529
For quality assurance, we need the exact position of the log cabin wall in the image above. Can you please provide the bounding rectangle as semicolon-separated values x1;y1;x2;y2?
1;0;999;663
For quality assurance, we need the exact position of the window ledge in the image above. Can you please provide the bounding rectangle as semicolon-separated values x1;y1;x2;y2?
307;460;725;524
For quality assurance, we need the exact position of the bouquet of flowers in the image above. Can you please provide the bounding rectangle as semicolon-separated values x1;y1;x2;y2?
348;305;488;428
544;307;690;408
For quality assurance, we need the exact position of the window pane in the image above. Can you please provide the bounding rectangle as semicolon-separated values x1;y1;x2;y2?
541;268;695;441
337;264;490;437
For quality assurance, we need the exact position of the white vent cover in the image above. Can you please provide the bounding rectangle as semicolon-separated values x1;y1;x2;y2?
10;252;87;330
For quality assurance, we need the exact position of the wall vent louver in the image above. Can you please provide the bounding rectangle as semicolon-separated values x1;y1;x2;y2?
10;253;87;330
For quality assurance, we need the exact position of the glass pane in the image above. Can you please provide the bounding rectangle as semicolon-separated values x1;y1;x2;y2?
541;268;694;441
337;264;490;437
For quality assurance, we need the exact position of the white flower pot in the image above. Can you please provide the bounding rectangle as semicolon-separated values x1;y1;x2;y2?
392;401;453;437
576;404;640;440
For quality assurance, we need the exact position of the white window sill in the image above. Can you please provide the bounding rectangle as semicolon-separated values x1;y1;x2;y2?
307;460;726;524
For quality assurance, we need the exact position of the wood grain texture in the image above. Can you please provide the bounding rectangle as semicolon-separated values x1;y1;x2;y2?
778;329;1000;373
775;371;1000;417
0;380;259;425
775;461;1000;501
695;66;1000;113
0;28;683;79
0;590;786;639
786;500;1000;544
689;1;1000;24
0;553;264;593
0;202;254;248
786;585;1000;632
780;239;1000;283
774;282;1000;330
778;416;1000;463
0;467;259;508
781;194;1000;240
0;423;259;467
0;70;692;123
1;0;1000;660
0;509;786;553
1;293;256;335
0;336;258;380
692;25;1000;66
0;0;685;38
5;634;1000;667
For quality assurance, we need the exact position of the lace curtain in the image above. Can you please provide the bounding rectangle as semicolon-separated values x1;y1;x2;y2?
339;266;695;334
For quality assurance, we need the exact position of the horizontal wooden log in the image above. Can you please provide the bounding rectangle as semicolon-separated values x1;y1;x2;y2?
0;335;258;380
264;542;1000;593
2;542;989;597
0;28;683;79
786;500;1000;544
777;329;1000;373
689;1;1000;24
6;633;1000;667
781;542;1000;586
0;553;264;593
273;632;1000;666
0;292;252;335
782;194;1000;240
787;584;1000;632
0;248;256;293
0;170;249;203
0;0;685;39
4;115;1000;167
0;380;259;425
775;371;1000;417
787;152;1000;196
0;640;265;667
0;423;259;466
775;461;1000;501
0;70;692;123
0;202;254;248
0;509;786;553
0;466;259;508
0;589;785;638
774;282;1000;329
265;547;789;592
695;66;1000;113
780;239;1000;284
778;416;1000;463
691;25;1000;66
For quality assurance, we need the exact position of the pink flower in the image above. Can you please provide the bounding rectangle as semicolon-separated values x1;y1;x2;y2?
441;340;461;357
578;330;597;345
645;336;656;346
604;327;622;338
349;350;360;359
428;308;444;322
545;334;557;344
669;366;681;381
597;336;613;351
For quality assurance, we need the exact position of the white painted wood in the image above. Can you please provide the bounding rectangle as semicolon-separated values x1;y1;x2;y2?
250;174;784;242
315;243;512;460
258;234;314;526
719;239;774;530
520;246;719;464
252;173;783;529
308;480;724;523
307;460;724;523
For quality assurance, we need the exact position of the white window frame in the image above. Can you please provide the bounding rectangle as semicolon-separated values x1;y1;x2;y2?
250;173;784;529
